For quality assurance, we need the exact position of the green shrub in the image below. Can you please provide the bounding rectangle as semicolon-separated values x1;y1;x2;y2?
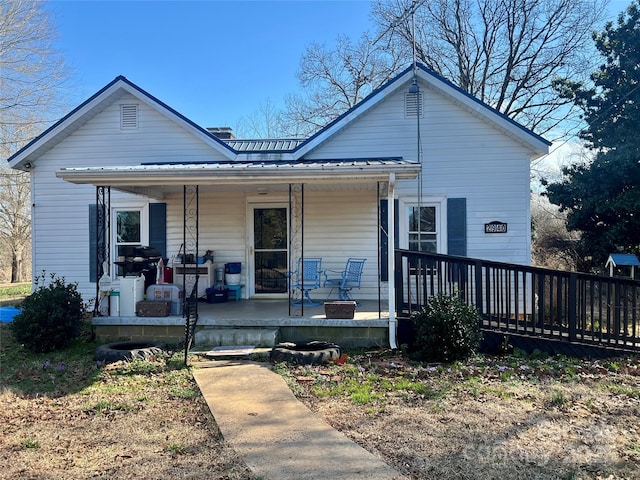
409;293;482;363
10;272;86;353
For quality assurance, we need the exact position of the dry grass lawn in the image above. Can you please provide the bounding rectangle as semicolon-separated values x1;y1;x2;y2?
0;324;255;480
2;319;640;480
274;350;640;480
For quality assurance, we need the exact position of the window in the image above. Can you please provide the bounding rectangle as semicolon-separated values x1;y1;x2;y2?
117;210;141;245
114;208;144;262
112;208;149;278
408;205;437;253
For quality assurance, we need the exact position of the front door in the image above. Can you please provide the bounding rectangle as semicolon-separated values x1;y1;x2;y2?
251;205;288;296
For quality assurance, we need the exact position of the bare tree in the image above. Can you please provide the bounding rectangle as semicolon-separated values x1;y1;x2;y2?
0;164;30;282
531;193;582;271
235;98;289;139
282;32;403;136
0;0;71;149
0;0;71;282
372;0;608;136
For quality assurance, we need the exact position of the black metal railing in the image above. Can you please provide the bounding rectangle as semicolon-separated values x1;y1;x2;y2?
395;249;640;352
183;284;199;365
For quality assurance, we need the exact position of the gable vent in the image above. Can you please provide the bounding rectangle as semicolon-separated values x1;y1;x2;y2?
405;92;423;118
120;104;138;130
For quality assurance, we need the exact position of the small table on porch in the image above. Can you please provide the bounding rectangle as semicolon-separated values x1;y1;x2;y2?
226;284;244;302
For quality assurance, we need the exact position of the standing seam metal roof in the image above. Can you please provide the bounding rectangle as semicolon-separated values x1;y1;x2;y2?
225;139;306;152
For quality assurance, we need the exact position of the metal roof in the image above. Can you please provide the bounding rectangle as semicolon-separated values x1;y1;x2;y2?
606;253;640;267
57;157;421;187
225;139;305;152
141;157;408;168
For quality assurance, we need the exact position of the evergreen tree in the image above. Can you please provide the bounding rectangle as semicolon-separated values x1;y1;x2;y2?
544;1;640;271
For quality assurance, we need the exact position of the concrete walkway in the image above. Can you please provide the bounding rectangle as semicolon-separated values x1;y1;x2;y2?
192;360;406;480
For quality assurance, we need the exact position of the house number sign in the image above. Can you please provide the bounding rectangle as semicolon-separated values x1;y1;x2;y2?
484;221;508;234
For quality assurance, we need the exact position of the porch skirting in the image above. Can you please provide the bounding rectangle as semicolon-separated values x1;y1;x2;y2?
92;315;390;349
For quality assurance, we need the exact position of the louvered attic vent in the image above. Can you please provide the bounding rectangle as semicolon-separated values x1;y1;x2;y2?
405;92;423;118
120;104;138;130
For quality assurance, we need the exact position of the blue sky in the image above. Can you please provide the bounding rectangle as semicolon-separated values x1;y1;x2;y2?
46;0;374;130
46;0;631;136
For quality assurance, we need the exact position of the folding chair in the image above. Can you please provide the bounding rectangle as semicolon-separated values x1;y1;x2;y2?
324;258;366;305
289;257;323;306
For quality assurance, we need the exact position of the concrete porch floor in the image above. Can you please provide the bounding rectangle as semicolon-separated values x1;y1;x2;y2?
195;298;389;326
95;298;389;326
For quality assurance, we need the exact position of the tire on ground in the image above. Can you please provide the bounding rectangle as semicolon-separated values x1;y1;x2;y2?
270;341;341;365
95;341;167;364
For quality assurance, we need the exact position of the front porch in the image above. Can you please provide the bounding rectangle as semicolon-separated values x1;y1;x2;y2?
92;298;390;349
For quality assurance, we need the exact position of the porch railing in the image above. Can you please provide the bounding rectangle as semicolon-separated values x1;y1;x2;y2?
395;249;640;353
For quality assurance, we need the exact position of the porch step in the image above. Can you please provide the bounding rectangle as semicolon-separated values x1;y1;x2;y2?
193;327;279;349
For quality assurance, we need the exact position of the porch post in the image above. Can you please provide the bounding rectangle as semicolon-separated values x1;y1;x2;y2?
183;185;199;364
95;186;111;316
387;173;397;349
288;183;305;314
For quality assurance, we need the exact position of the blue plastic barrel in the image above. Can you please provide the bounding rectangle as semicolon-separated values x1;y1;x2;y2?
0;307;21;323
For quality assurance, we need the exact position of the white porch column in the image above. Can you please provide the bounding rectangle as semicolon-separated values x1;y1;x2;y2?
387;173;397;349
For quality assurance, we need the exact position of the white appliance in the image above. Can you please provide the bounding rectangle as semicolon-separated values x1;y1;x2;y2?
119;276;144;316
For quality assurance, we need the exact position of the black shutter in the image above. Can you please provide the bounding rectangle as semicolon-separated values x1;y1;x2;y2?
149;203;167;257
447;198;467;256
380;199;400;281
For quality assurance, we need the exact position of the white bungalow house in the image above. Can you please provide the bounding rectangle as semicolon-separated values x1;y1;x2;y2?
7;64;550;349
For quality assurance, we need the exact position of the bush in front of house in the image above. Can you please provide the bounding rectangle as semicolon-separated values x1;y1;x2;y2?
10;272;85;353
409;293;482;363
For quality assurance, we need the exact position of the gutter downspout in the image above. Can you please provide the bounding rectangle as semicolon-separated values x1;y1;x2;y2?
387;173;398;349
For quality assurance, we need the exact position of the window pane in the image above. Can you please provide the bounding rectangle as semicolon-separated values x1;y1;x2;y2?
408;206;418;231
408;206;436;233
117;211;141;243
254;208;287;249
409;233;437;253
254;251;287;293
420;207;436;233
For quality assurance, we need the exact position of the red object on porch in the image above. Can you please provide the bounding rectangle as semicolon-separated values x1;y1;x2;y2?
163;267;173;283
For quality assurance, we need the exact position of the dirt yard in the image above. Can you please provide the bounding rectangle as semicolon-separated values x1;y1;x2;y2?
2;321;639;479
274;351;640;480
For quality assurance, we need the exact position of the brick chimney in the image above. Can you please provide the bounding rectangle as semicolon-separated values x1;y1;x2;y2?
207;127;235;140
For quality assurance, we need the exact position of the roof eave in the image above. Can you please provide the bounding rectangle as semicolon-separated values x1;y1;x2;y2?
56;164;421;186
294;63;551;160
8;76;236;168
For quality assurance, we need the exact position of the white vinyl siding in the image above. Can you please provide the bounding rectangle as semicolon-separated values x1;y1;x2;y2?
305;82;532;265
162;189;381;301
27;77;542;303
30;93;232;299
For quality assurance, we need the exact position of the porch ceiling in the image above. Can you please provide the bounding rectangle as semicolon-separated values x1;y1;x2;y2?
56;158;421;188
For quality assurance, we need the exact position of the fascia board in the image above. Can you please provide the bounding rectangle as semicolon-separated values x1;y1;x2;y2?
235;152;297;162
8;81;124;168
56;164;421;186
